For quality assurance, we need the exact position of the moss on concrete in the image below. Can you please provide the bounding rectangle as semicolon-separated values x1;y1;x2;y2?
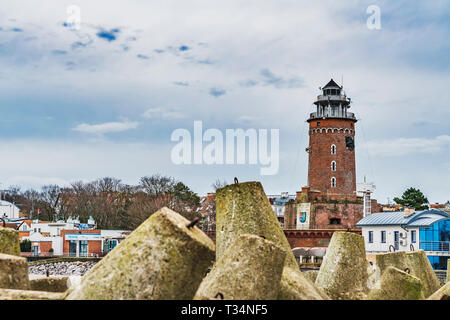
216;181;298;269
315;232;369;300
0;227;21;256
30;276;69;293
376;250;440;298
0;253;29;290
406;250;440;298
303;270;319;283
367;266;423;300
427;281;450;300
277;267;328;300
447;259;450;284
66;207;215;300
0;288;64;300
194;234;285;300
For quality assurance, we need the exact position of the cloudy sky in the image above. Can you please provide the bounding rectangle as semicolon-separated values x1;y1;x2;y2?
1;0;449;203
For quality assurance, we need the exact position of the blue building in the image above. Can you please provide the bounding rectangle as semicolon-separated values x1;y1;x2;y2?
356;209;450;270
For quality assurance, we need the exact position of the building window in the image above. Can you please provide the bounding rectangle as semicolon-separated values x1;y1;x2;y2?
331;177;336;188
331;161;336;172
411;230;416;243
381;231;386;243
317;122;320;126
329;218;341;225
368;231;374;243
331;144;336;155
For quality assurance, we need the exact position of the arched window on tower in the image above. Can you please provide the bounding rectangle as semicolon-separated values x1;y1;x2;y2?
331;161;336;172
331;144;336;155
331;177;336;188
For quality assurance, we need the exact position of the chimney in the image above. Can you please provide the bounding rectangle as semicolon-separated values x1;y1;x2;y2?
404;207;415;217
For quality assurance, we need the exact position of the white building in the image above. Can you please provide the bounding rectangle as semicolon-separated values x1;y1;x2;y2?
356;209;450;270
0;200;20;219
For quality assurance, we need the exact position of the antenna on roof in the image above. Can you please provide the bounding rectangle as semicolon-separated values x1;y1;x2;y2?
341;75;344;88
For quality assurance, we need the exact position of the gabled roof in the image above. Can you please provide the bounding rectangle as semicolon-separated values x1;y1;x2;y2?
356;209;450;228
323;79;341;89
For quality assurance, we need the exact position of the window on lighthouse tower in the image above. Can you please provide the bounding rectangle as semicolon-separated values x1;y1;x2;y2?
331;144;336;155
331;161;336;172
331;177;336;188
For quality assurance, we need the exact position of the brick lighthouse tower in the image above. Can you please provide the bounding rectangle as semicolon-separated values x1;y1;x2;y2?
283;79;380;235
307;79;357;201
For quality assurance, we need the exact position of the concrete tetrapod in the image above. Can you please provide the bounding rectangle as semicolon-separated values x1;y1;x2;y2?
447;259;450;283
215;181;297;268
315;232;369;300
0;227;21;256
427;281;450;300
30;276;69;293
194;234;286;300
376;250;440;298
367;266;424;300
278;267;329;300
216;181;326;300
66;207;215;300
0;288;64;300
0;253;29;290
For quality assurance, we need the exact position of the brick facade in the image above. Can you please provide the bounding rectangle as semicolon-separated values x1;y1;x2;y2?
61;229;102;256
307;118;357;201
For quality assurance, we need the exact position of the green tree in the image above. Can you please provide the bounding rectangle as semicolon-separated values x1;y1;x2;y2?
393;187;429;211
20;239;31;252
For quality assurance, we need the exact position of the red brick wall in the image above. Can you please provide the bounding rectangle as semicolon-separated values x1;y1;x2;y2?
203;229;361;249
308;118;356;200
311;202;364;229
39;241;53;253
61;229;102;255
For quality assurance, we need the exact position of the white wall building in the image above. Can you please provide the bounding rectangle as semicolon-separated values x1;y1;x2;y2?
0;200;20;219
356;209;450;270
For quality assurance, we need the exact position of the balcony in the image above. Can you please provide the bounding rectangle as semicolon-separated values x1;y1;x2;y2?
309;111;356;120
419;241;450;256
317;95;350;102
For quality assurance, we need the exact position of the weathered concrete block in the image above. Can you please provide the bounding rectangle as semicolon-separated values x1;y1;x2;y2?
376;250;440;298
277;267;329;300
303;270;319;283
30;276;69;293
194;234;285;300
0;253;29;290
427;281;450;300
405;250;440;298
66;207;215;300
376;251;409;275
367;266;424;300
216;181;298;269
0;227;21;256
215;181;326;299
315;232;369;300
0;288;64;300
447;259;450;283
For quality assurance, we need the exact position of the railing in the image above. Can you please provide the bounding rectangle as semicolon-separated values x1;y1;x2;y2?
419;241;450;252
309;111;356;120
317;95;349;102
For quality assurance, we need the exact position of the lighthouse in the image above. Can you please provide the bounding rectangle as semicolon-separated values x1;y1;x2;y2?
284;79;380;233
306;79;357;201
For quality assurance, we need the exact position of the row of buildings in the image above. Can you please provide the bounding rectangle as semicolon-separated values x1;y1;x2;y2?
2;215;130;258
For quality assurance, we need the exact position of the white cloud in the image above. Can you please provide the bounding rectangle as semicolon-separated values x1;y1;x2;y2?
72;120;139;134
364;135;450;156
143;108;185;120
